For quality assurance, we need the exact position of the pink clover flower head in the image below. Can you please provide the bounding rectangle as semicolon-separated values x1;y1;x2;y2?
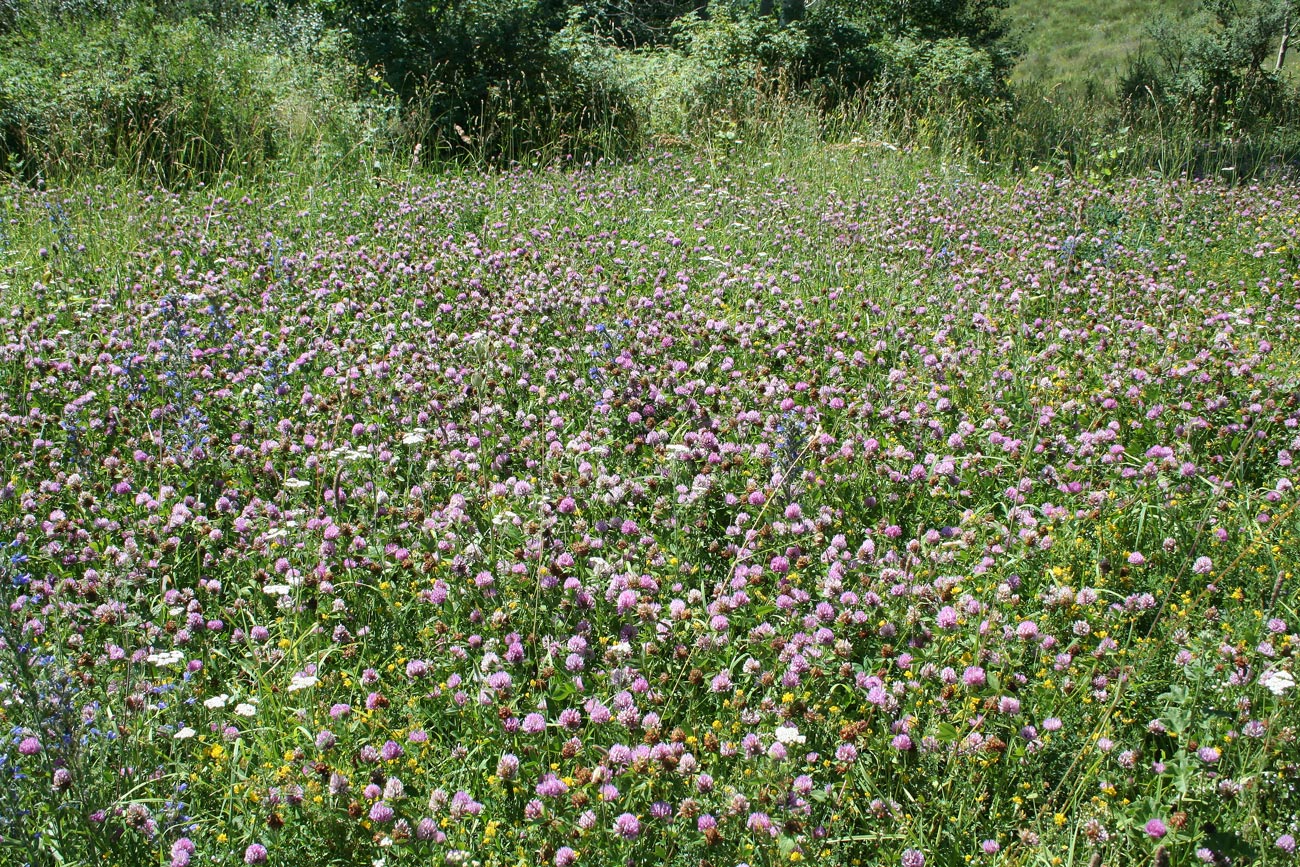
1145;819;1168;838
614;812;641;838
169;839;195;867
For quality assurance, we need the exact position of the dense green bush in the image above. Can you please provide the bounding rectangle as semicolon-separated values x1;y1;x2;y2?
328;0;642;162
0;3;398;182
1120;0;1298;128
605;2;1008;152
2;0;1297;181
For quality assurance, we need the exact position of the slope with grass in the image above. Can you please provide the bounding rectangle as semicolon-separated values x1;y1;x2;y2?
1007;0;1197;86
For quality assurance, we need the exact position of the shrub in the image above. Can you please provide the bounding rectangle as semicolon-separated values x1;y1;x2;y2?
0;3;398;182
330;0;642;163
1120;1;1297;130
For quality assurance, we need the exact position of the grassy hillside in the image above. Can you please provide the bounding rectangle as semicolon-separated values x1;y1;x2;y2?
1007;0;1198;86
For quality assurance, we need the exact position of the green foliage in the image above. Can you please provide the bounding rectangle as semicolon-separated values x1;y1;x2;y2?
0;2;398;182
865;0;1014;66
1120;0;1298;128
326;0;641;162
2;0;1299;182
879;36;1002;102
605;0;1009;148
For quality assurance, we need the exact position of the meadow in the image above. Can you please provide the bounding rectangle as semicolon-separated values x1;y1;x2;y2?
0;149;1298;867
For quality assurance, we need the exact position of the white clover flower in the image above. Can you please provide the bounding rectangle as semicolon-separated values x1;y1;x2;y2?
774;725;806;745
147;650;186;667
289;674;319;692
204;694;229;710
1260;668;1295;696
234;703;258;718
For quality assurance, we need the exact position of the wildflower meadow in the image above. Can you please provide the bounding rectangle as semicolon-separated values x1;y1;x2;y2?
0;153;1297;867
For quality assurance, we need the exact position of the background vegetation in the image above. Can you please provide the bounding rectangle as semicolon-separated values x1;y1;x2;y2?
1007;0;1199;86
2;0;1300;181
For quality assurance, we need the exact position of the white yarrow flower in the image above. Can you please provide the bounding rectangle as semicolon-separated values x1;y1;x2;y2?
204;694;229;710
234;703;258;717
147;650;186;667
289;674;319;692
174;726;196;740
284;478;310;490
1260;668;1295;696
774;725;806;745
263;584;292;596
402;430;427;446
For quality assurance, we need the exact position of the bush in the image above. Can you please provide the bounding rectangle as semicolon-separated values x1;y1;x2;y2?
330;0;642;163
1120;2;1297;130
0;3;399;182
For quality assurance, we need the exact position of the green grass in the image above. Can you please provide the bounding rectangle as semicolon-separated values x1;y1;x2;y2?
1006;0;1199;86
